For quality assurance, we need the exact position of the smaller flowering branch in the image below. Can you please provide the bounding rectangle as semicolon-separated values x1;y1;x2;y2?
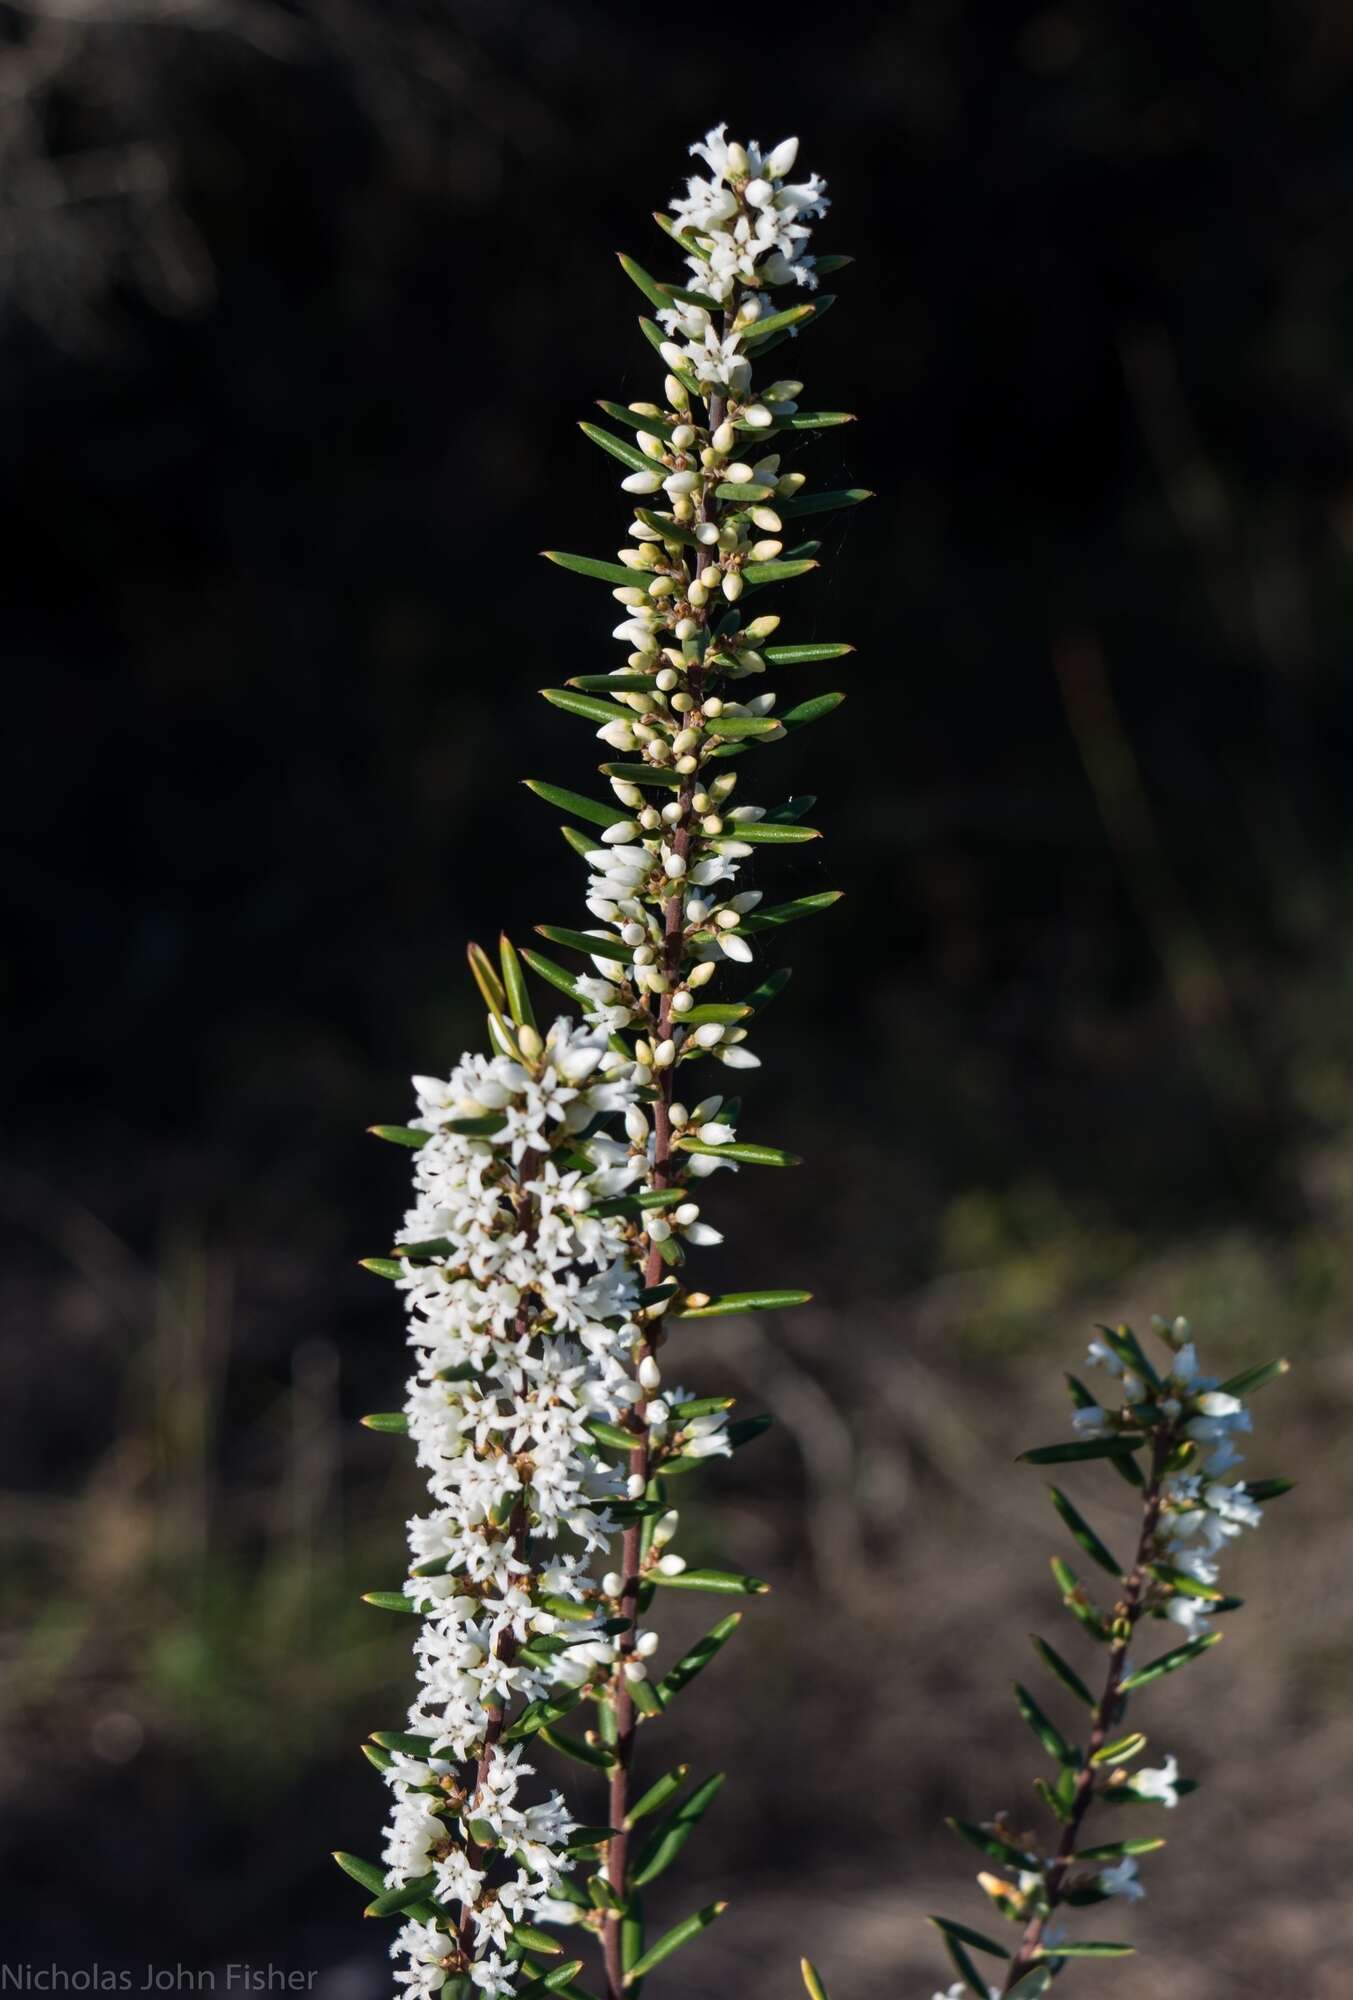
917;1315;1291;2000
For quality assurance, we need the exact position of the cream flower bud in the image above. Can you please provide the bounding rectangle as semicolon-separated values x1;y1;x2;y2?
653;1039;677;1067
712;419;736;452
663;851;688;879
722;571;744;601
765;136;800;177
602;1572;624;1598
603;820;640;843
625;1105;649;1145
622;1659;648;1683
635;1629;661;1658
626;1472;647;1499
638;1354;663;1392
622;469;664;493
671;991;694;1015
656;1552;687;1576
656;667;679;691
664;372;689;409
646;1216;672;1242
688;960;717;988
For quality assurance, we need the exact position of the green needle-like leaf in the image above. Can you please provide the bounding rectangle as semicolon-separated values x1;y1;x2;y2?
616;251;674;309
631;1772;725;1887
781;692;845;729
520;949;583;1002
778;487;873;517
800;1961;832;2000
742;558;819;585
742;301;817;342
1048;1486;1124;1579
333;1852;386;1897
656;1613;742;1701
543;549;655;588
1030;1634;1095;1708
367;1124;428;1148
714;819;821;844
364;1874;436;1919
1019;1438;1144;1465
525;780;625;828
541;688;636;725
625;1765;689;1828
1119;1632;1222;1691
649;1568;770;1595
535;925;632;963
359;1412;408;1435
741;891;844;933
623;1901;726;1983
674;1138;801;1166
1014;1682;1076;1765
674;1288;812;1317
926;1916;1011;1961
946;1818;1040;1870
578;421;659;477
1034;1942;1134;1959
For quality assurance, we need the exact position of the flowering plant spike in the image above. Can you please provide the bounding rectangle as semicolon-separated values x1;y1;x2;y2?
914;1315;1291;2000
339;126;861;2000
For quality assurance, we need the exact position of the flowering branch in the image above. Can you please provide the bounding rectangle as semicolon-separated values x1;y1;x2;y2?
924;1315;1290;2000
337;123;862;2000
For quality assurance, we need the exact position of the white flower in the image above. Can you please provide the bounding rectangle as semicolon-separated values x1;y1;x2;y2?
1098;1857;1146;1902
1133;1755;1181;1808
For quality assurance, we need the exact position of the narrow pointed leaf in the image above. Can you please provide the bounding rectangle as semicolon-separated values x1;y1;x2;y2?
926;1916;1011;1960
631;1772;725;1887
541;688;635;725
657;1613;741;1701
1049;1486;1124;1579
715;819;820;844
536;926;632;963
1031;1634;1094;1708
649;1568;769;1595
946;1818;1040;1870
675;1288;811;1317
360;1257;403;1280
742;891;844;934
674;1138;801;1166
1020;1437;1144;1464
763;642;855;664
800;1961;832;2000
1034;1942;1134;1959
624;1902;726;1984
742;559;819;585
625;1765;690;1828
595;399;680;443
360;1412;409;1435
543;550;655;588
1014;1682;1076;1765
1216;1357;1290;1397
525;780;626;829
1119;1632;1222;1691
578;422;659;477
333;1852;386;1896
368;1124;429;1149
599;762;683;789
742;301;816;342
779;487;873;518
1005;1973;1052;1999
782;692;845;729
520;949;583;1002
365;1874;436;1918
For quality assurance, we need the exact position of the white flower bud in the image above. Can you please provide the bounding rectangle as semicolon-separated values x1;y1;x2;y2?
638;1354;662;1392
601;1572;624;1599
671;990;694;1015
622;1659;648;1683
765;136;800;177
653;1039;677;1067
722;571;744;601
663;850;687;880
655;667;679;691
625;1105;649;1145
635;1628;661;1658
656;1553;687;1576
664;372;689;409
622;469;664;493
603;820;640;843
694;1022;725;1048
688;960;717;987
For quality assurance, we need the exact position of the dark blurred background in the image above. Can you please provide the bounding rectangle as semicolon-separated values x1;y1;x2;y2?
3;1;1353;1993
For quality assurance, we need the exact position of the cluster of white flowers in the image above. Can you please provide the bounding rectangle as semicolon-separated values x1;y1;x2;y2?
380;1020;672;1996
1080;1314;1263;1643
653;126;826;400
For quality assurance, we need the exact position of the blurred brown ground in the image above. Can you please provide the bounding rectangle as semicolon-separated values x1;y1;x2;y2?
4;2;1353;1994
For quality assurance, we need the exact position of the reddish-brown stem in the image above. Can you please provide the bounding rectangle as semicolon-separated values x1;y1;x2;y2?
601;381;724;2000
1000;1437;1172;1991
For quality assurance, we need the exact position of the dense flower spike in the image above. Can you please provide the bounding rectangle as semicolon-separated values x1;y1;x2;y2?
343;126;859;2000
922;1316;1290;2000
